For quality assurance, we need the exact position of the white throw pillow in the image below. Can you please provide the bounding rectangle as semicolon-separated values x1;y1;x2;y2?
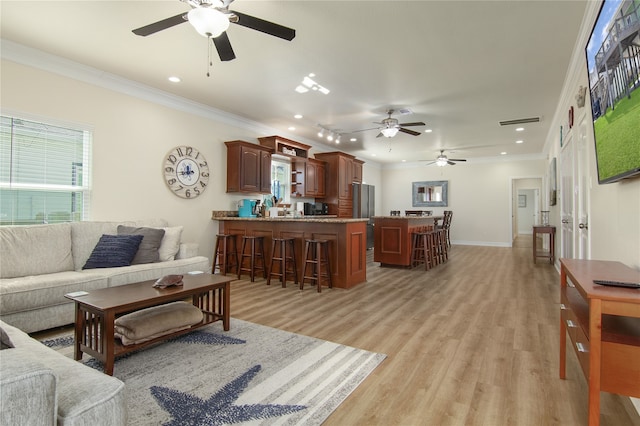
157;226;183;261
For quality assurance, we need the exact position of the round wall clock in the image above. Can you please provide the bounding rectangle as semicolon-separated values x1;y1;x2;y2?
163;146;209;199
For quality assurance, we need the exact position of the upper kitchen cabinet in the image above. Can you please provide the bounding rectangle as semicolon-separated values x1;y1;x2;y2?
225;140;273;194
314;152;364;218
305;158;326;197
352;159;363;184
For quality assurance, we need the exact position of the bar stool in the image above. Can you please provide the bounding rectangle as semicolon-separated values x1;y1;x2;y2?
410;231;432;271
433;229;448;264
212;234;238;275
301;239;332;293
267;237;298;287
238;236;266;282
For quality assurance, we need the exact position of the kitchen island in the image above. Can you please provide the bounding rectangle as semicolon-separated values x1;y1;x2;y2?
212;215;369;288
373;215;443;267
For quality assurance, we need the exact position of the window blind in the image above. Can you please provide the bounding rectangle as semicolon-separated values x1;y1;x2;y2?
0;115;92;225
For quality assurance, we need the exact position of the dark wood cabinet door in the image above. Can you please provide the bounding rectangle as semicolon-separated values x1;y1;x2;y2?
240;146;261;192
260;149;272;193
315;162;326;197
305;161;317;196
338;155;352;199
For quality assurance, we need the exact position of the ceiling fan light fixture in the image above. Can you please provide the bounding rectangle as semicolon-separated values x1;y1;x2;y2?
381;127;399;138
436;158;448;167
188;7;229;38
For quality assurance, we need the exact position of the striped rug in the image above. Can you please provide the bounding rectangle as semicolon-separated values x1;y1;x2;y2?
42;318;386;425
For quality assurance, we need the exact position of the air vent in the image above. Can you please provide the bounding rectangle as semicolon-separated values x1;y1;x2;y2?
499;117;540;126
398;108;413;115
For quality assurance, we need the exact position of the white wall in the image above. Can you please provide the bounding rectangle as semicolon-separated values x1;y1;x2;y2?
381;158;545;246
0;58;382;261
543;1;640;270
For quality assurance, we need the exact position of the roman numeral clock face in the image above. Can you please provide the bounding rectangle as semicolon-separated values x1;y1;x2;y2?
163;146;209;199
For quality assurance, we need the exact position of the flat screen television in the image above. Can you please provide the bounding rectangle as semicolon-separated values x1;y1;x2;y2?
585;0;640;184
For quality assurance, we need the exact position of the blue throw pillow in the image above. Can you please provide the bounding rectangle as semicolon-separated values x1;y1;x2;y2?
82;234;144;269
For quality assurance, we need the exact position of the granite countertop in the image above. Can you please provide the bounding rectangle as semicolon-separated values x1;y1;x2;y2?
211;212;369;223
372;215;443;219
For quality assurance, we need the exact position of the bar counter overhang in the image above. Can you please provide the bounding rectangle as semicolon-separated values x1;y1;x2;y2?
372;215;443;267
212;215;369;288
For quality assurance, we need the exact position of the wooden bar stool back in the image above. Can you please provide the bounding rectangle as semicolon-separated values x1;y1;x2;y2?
301;239;333;292
267;237;299;287
212;234;238;276
238;236;266;282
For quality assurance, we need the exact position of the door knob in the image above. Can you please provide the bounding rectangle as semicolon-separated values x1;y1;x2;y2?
579;223;588;229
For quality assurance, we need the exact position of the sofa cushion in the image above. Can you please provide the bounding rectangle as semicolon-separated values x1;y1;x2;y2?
70;222;129;271
117;225;165;264
115;301;203;345
0;271;108;314
157;226;183;261
0;327;14;349
83;234;144;269
0;223;74;279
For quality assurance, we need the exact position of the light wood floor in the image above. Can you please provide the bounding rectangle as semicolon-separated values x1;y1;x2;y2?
229;236;640;426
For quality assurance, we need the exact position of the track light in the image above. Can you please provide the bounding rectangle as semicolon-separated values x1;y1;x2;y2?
327;133;334;142
335;135;341;144
317;128;324;138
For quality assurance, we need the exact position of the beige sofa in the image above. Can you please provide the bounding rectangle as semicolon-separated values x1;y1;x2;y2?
0;219;210;333
0;319;127;425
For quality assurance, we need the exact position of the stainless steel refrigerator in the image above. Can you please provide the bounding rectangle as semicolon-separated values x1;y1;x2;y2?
353;183;375;249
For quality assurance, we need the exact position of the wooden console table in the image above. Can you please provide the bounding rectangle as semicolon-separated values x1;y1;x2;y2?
533;225;555;264
559;258;640;426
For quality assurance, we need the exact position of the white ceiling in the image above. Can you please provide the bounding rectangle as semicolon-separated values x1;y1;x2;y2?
0;1;588;164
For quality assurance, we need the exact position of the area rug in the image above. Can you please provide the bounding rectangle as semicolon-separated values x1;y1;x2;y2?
41;319;386;425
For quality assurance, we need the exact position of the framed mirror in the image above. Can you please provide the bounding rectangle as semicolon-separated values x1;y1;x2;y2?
412;180;448;207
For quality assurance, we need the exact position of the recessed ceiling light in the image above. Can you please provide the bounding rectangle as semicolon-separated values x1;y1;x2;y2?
295;85;309;93
515;140;524;144
308;73;316;78
350;138;357;142
168;76;181;83
501;152;507;155
402;159;406;162
294;114;303;119
515;127;524;132
288;126;295;131
424;129;433;133
372;153;377;157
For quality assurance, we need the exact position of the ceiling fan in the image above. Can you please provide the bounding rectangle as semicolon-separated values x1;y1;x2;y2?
353;110;426;138
132;0;296;62
424;150;467;166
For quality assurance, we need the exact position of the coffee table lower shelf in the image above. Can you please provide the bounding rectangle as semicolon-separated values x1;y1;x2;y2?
66;274;232;375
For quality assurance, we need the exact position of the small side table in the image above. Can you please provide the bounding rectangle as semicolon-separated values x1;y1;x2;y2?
533;225;556;264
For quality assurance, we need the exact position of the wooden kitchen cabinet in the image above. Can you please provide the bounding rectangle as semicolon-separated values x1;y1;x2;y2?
315;152;362;218
306;158;326;197
352;159;363;183
225;140;273;194
290;158;326;198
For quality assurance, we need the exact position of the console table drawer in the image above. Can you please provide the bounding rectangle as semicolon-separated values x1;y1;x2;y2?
573;320;590;378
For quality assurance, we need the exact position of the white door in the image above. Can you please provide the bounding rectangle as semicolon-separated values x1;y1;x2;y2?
560;133;574;259
576;112;590;259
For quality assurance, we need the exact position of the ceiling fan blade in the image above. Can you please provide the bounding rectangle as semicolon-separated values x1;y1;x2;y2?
449;159;467;162
376;132;384;138
132;13;187;36
398;128;421;136
350;127;380;134
423;161;436;166
447;160;457;165
398;122;426;127
212;32;236;61
231;11;296;40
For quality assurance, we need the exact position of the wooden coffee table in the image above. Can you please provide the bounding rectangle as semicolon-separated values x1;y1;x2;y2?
65;273;233;375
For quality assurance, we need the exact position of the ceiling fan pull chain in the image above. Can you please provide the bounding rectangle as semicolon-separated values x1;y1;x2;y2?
206;36;213;77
